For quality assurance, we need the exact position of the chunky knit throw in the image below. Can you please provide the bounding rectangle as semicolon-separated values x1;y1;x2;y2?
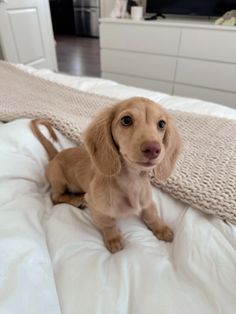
0;61;236;224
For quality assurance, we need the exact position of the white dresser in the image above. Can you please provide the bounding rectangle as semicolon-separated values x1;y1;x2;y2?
99;18;236;108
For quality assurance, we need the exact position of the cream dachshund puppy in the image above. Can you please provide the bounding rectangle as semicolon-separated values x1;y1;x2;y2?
31;97;181;253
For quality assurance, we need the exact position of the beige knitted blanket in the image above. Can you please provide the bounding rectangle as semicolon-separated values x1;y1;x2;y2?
1;61;236;224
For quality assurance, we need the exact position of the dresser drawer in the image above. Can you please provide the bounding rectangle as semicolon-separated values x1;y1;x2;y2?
176;59;236;92
102;72;173;94
174;83;236;109
179;29;236;63
101;49;176;82
100;23;181;56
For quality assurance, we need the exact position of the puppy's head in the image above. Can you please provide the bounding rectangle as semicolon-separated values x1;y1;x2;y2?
84;97;181;180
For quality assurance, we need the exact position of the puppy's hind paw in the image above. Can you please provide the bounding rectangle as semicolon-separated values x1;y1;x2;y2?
78;201;87;210
154;226;174;243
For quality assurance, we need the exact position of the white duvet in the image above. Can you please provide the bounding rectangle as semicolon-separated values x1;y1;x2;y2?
0;65;236;314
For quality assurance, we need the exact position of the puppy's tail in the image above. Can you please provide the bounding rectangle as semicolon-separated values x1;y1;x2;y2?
30;119;58;161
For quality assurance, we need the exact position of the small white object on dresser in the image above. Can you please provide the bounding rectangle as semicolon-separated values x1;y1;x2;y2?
99;18;236;108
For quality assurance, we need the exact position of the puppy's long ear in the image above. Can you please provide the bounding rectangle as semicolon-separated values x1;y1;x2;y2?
155;117;182;181
84;106;121;176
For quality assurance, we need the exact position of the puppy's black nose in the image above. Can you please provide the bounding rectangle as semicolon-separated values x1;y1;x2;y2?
141;141;161;160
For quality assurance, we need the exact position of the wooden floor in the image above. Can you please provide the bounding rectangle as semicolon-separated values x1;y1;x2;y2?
55;35;101;77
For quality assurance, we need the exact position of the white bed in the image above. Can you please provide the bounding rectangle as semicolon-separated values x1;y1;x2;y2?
0;65;236;314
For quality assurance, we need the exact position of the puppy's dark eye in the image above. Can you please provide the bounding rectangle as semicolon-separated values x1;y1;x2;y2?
158;120;166;129
121;115;133;126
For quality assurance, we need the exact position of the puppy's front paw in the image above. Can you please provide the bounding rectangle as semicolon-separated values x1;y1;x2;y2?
154;225;174;243
104;235;124;253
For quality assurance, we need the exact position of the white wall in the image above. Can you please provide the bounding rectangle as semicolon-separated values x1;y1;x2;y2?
100;0;115;18
0;43;3;60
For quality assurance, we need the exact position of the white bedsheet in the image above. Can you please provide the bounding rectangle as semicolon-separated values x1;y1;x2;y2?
0;65;236;314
